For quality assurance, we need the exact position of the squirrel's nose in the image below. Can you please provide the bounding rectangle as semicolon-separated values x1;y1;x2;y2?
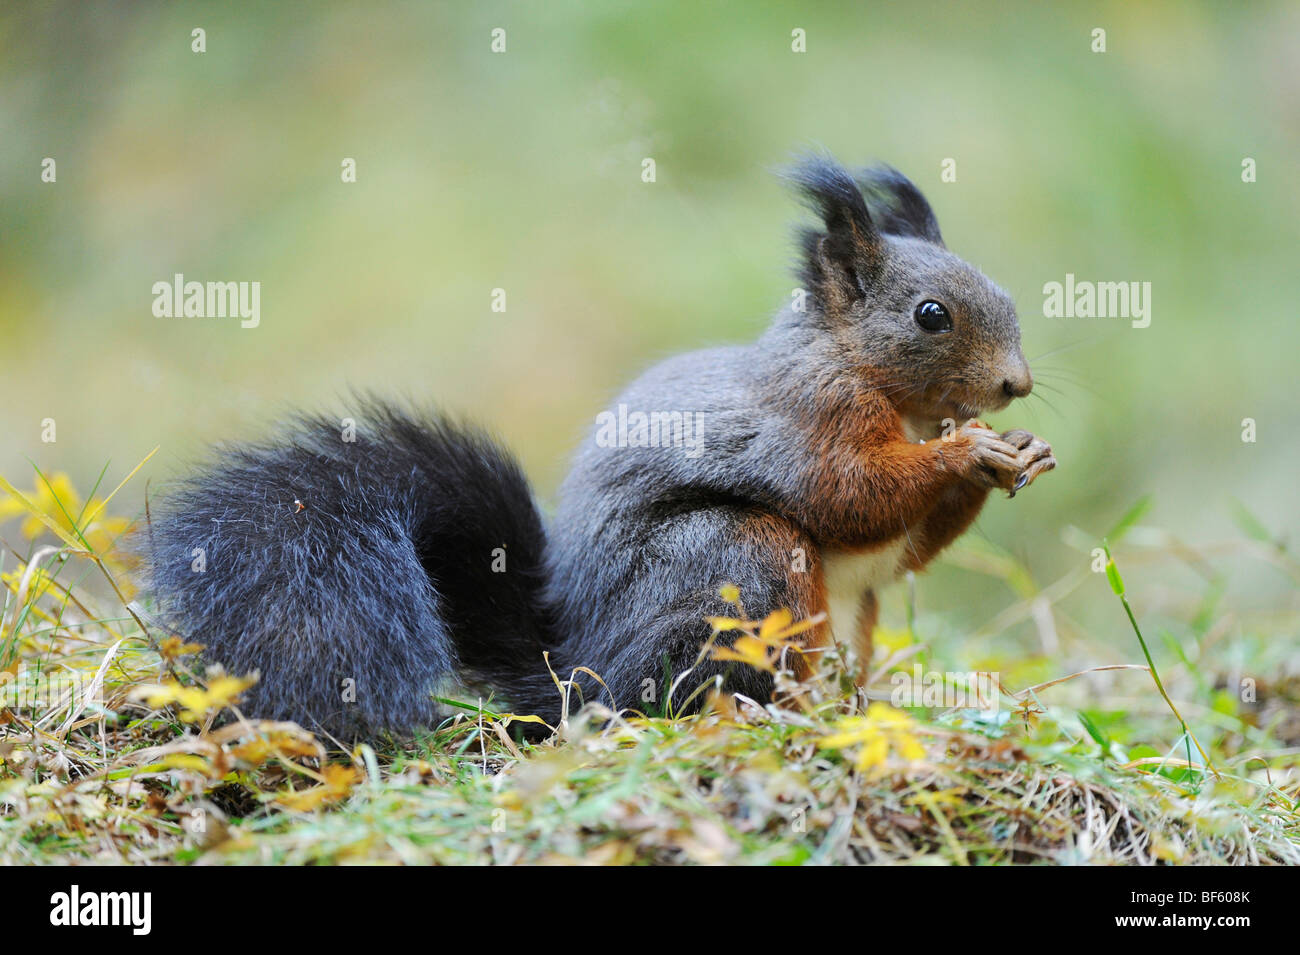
1002;368;1033;399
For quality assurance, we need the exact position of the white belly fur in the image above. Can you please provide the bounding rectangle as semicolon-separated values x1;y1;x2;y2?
821;540;909;646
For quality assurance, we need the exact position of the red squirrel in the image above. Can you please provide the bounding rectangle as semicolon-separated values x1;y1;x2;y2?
138;153;1055;738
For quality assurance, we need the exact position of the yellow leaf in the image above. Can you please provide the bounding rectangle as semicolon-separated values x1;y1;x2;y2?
711;635;775;673
858;735;888;771
159;636;205;660
758;608;792;641
131;674;256;722
1;564;60;601
705;616;745;632
277;764;361;812
756;613;823;645
134;683;184;708
0;473;85;550
898;736;926;762
202;675;255;709
816;703;928;773
231;732;321;766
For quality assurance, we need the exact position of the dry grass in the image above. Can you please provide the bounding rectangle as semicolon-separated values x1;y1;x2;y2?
2;466;1299;865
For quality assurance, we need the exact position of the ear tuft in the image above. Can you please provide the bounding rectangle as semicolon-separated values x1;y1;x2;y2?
784;153;881;308
855;164;944;246
784;153;875;244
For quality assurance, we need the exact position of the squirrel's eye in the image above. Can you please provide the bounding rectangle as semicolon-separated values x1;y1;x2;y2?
914;300;952;333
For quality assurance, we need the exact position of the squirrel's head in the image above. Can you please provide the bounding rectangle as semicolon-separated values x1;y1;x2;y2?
788;154;1031;422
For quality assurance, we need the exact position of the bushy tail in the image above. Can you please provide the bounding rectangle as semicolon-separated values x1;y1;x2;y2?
136;400;556;739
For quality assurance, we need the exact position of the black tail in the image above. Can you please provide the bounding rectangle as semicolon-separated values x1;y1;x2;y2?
136;400;556;739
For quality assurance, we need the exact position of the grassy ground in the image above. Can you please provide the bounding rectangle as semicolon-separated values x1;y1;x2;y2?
1;462;1298;865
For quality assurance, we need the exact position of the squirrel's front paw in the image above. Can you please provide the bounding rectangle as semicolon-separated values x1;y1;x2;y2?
999;429;1057;497
955;422;1024;492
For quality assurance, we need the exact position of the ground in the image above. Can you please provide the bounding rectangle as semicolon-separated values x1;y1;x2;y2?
1;466;1298;865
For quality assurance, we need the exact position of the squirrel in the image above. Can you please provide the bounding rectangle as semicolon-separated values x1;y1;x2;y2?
137;154;1055;740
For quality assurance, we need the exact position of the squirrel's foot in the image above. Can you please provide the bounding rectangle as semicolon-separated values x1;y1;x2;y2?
1000;429;1057;497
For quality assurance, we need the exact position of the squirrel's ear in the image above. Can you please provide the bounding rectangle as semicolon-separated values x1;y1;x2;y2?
785;154;882;299
855;165;944;246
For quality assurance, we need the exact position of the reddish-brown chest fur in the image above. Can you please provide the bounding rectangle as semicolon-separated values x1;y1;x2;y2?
787;380;990;672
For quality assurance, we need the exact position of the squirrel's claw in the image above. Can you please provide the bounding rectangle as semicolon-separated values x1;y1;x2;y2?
1008;440;1057;497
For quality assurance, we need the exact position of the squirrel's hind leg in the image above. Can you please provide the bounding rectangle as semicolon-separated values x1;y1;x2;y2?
592;506;828;716
852;589;879;686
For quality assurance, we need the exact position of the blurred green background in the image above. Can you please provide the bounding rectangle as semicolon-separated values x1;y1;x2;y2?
2;1;1297;659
